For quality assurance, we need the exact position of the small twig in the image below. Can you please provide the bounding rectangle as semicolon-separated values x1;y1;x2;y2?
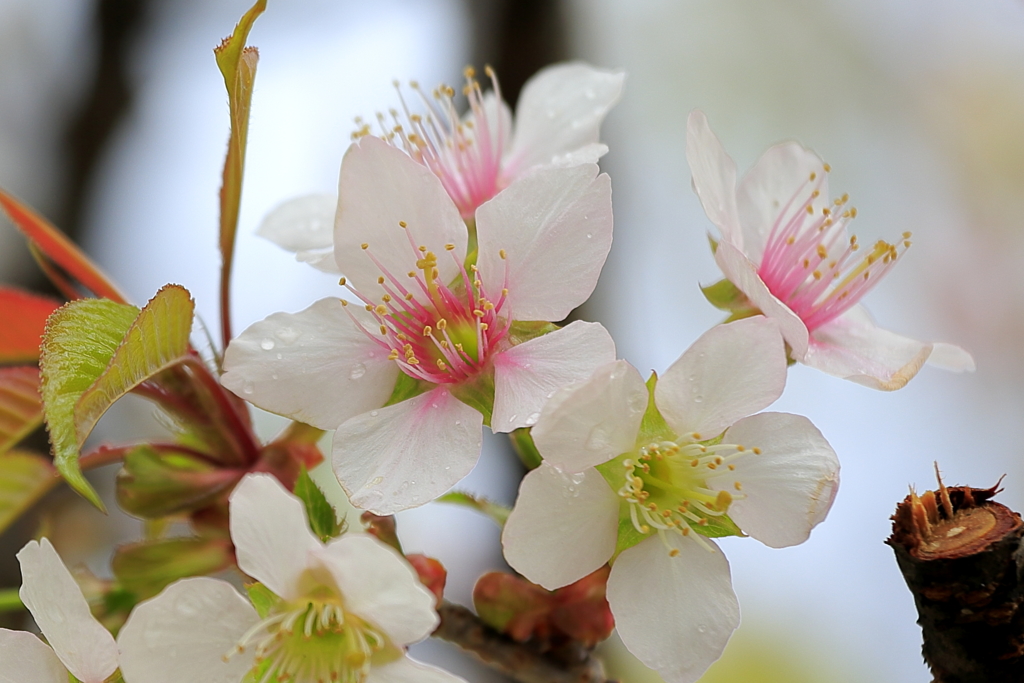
434;601;617;683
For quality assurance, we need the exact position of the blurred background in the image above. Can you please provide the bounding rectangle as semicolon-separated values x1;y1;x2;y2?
2;0;1023;681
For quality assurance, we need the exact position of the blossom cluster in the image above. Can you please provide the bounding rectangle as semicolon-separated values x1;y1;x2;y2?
2;53;975;683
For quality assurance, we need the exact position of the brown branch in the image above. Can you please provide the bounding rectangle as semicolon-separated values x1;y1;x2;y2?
434;601;616;683
888;475;1024;683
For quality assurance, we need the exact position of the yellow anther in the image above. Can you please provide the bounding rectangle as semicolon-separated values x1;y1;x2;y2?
361;243;369;250
436;359;447;370
374;305;387;315
802;258;810;268
364;304;374;312
806;205;814;215
418;245;427;252
734;482;743;491
681;527;690;536
480;323;489;331
499;249;507;259
405;293;414;301
736;445;745;452
339;277;347;286
473;309;484;317
422;325;432;337
690;459;700;467
812;190;820;198
786;236;795;245
388;350;399;360
728;464;736;471
377;276;385;285
822;207;831;216
669;548;680;557
437;318;447;330
692;432;701;440
902;231;912;239
445;243;455;251
817;245;828;259
707;463;717;470
697;518;709;526
850;207;857;217
408;271;416;278
823;163;831;172
716;490;733;509
809;172;817;181
641;525;650;533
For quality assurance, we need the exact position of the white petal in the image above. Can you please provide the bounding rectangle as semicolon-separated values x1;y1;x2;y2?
333;387;483;514
229;473;321;601
492;321;616;432
504;62;624;176
334;137;466;295
715;412;839;548
685;110;741;245
656;317;786;439
532;360;647;472
735;142;829;265
550;142;608;166
256;193;340;274
714;240;810;359
221;297;398;430
295;245;344;274
16;539;118;683
608;535;739;683
318;535;438;646
502;464;619;590
804;305;943;390
476;164;612;321
367;655;468;683
117;578;258;683
0;630;66;683
928;342;976;372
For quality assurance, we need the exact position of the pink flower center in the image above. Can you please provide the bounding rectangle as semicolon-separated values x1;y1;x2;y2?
756;167;911;331
341;224;510;385
353;67;508;220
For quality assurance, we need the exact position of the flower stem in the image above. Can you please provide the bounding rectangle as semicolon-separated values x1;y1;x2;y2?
433;601;616;683
0;588;23;612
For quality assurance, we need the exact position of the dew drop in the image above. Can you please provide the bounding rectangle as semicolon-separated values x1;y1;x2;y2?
454;420;461;426
696;623;708;634
275;353;283;360
586;425;612;451
370;476;384;486
525;412;540;426
275;327;301;344
349;363;367;380
271;373;278;380
260;338;275;351
370;410;379;417
693;395;704;403
508;413;518;424
586;233;593;239
242;381;254;395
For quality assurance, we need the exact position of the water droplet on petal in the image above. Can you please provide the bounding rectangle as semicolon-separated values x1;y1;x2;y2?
370;410;379;417
586;233;593;239
508;414;518;423
271;373;278;380
276;327;301;344
260;338;275;351
275;353;283;360
349;363;366;380
696;623;708;634
584;88;596;99
370;476;383;486
586;425;612;451
627;390;646;413
242;381;254;395
525;412;540;426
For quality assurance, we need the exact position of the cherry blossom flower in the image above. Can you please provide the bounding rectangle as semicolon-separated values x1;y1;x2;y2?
501;317;840;683
117;473;465;683
686;110;974;390
257;62;624;272
0;538;120;683
223;136;615;514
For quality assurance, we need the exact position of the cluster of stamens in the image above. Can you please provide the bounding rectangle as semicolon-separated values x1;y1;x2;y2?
617;437;758;555
340;221;510;385
353;66;506;218
757;166;911;331
228;601;385;683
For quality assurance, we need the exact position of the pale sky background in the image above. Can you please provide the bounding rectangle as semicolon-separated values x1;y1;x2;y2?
3;1;1024;681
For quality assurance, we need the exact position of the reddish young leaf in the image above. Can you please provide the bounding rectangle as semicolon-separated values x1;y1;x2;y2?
0;189;127;303
406;554;447;606
0;366;43;454
0;287;61;363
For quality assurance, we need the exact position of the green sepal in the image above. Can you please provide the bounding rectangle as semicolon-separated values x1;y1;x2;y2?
692;512;744;538
509;427;542;470
449;370;494;426
611;508;648;557
294;466;342;542
115;445;240;519
111;537;234;600
707;233;719;254
700;278;754;313
508;320;559;346
637;372;673;444
436;490;510;527
246;582;279;619
384;372;433;407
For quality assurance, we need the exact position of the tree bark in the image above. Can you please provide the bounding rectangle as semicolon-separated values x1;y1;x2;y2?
888;478;1024;683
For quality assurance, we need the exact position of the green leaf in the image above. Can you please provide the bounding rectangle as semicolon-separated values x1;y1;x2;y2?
246;582;279;619
40;298;139;509
294;467;342;541
112;537;233;600
0;450;57;536
75;285;195;444
0;367;43;455
436;490;510;527
214;0;265;348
